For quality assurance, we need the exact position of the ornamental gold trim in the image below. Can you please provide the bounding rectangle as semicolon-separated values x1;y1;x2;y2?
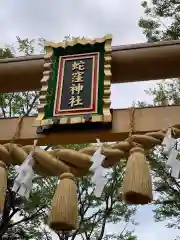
34;46;53;126
103;35;112;122
34;34;112;127
38;115;104;126
44;34;112;49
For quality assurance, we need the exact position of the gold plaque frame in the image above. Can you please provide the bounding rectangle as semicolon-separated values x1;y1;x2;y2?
35;35;112;127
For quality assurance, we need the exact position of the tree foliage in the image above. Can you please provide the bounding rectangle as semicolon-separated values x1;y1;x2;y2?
139;0;180;42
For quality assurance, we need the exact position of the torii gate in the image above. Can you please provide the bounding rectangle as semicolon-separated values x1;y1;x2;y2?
0;39;180;145
0;36;180;232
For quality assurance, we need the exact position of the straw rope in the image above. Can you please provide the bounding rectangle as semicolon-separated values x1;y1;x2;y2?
0;110;179;177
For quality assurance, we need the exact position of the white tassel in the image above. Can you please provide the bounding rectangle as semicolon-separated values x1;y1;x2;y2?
12;152;35;199
90;139;108;197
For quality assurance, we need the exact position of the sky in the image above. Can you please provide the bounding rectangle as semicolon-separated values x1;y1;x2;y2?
0;0;179;239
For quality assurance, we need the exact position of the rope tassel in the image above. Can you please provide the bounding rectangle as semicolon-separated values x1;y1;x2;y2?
48;172;78;231
0;161;7;213
122;147;153;205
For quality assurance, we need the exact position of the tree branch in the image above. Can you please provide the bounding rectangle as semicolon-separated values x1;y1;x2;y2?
8;206;45;228
24;92;38;116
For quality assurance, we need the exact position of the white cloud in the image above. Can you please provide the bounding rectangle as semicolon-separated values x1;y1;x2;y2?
0;0;177;239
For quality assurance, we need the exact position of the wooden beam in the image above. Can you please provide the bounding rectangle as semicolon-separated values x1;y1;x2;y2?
0;105;180;145
1;40;180;93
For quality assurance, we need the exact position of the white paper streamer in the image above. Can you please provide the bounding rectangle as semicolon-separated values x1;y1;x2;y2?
90;148;105;172
162;128;172;145
167;148;179;167
171;159;180;178
12;151;35;199
162;128;176;155
90;139;107;197
94;176;107;197
92;166;105;184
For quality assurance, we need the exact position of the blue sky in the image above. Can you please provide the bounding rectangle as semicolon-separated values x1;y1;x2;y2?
0;0;179;239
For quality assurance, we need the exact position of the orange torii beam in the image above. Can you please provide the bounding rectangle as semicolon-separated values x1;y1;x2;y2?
0;105;179;145
0;40;180;93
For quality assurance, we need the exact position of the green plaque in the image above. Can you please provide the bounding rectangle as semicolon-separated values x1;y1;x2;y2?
35;35;112;130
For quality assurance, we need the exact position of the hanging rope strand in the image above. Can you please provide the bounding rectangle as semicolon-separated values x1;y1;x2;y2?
128;107;135;146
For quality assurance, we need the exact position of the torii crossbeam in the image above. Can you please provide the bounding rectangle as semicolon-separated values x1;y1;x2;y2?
0;105;180;145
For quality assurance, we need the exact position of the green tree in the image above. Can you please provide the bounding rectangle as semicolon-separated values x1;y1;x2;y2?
0;37;138;239
0;48;14;59
139;0;180;42
139;0;180;237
